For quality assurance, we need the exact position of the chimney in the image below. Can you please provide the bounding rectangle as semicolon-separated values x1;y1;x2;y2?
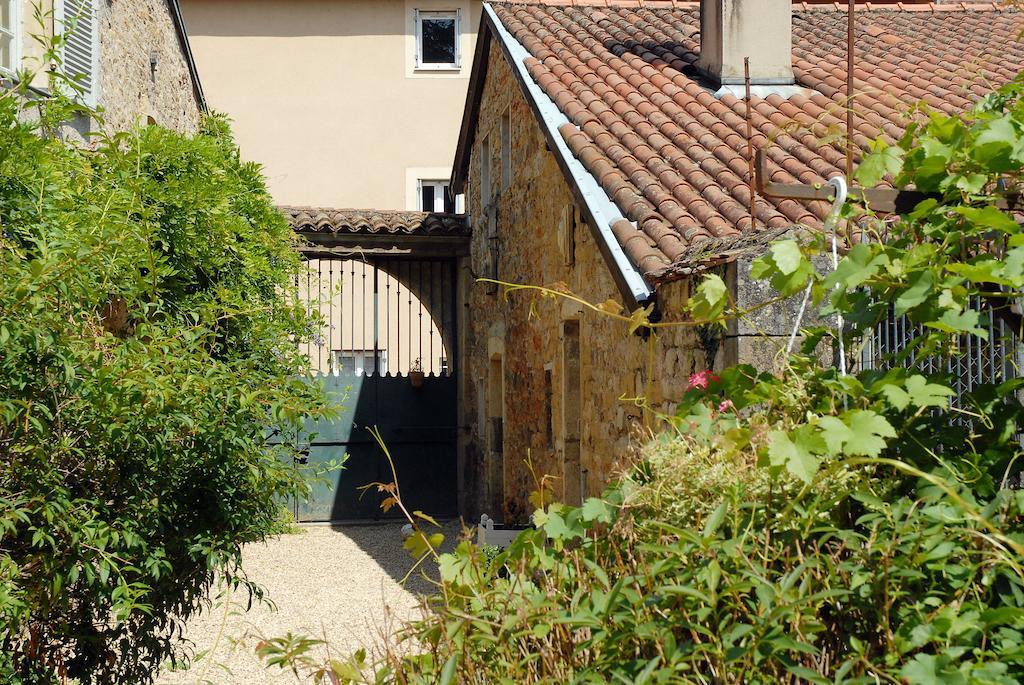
697;0;794;86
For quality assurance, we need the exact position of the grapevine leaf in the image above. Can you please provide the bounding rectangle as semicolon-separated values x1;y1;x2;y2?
927;308;988;338
843;410;896;457
903;375;955;408
816;416;853;456
767;427;824;483
895;270;935;316
856;144;904;187
689;274;728;323
769;240;804;275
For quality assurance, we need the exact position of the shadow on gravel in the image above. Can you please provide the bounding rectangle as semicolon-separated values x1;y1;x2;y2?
322;520;466;595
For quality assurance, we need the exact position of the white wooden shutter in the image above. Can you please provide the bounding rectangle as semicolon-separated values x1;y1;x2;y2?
56;0;98;106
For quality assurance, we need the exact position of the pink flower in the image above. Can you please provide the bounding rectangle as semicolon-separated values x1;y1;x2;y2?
687;370;719;390
718;400;735;412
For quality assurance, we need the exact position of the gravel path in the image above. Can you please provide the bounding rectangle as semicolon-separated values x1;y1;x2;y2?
157;522;461;685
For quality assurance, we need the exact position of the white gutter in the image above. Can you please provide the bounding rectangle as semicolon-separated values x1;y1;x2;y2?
483;3;654;306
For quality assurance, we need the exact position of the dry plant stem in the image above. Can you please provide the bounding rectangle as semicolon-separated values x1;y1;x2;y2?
477;278;793;331
365;425;453;604
195;584;232;685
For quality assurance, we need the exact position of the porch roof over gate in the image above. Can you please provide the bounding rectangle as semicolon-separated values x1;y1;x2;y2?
282;207;470;257
282;207;469;236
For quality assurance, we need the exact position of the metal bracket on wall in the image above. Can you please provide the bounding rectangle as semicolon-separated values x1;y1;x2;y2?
753;148;1021;213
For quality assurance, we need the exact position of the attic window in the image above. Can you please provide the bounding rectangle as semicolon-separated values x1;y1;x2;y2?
418;179;464;214
415;10;460;70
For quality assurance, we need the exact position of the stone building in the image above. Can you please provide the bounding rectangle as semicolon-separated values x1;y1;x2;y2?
1;0;205;133
451;0;1024;520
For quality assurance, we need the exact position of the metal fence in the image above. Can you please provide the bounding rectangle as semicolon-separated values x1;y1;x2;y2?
861;297;1020;403
296;257;459;378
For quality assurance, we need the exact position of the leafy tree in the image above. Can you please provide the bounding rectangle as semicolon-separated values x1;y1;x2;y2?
0;68;328;682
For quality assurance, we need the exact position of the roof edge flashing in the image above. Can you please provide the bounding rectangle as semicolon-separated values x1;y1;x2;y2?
483;3;654;307
710;83;812;100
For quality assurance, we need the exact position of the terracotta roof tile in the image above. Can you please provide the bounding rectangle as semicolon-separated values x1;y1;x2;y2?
491;1;1024;282
281;207;469;236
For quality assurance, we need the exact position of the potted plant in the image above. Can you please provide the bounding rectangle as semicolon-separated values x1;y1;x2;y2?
409;358;424;388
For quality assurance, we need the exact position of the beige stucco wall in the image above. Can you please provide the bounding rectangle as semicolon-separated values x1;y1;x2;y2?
461;42;706;522
9;0;201;133
180;0;482;209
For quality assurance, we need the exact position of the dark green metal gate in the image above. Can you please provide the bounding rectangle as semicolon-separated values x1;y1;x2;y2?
292;257;459;521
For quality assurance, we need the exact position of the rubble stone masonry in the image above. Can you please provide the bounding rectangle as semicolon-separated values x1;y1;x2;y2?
460;43;704;521
99;0;201;134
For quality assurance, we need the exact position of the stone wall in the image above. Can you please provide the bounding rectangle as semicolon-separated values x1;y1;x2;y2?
98;0;201;133
723;250;839;371
460;42;705;521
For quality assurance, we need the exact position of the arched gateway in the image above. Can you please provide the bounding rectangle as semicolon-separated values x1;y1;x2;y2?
283;207;468;521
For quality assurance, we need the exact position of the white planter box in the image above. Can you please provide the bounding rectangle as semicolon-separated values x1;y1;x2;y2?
476;514;529;548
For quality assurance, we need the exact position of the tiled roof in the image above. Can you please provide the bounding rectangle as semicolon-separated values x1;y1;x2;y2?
489;2;1024;283
281;207;469;236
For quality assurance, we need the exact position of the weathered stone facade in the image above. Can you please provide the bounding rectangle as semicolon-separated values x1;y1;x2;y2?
460;43;705;521
98;0;201;133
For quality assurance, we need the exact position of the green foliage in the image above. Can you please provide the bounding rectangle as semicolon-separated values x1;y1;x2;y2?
0;79;327;681
686;272;728;323
330;360;1024;683
298;76;1024;683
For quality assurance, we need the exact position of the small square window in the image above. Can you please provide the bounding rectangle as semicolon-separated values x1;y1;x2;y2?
419;179;464;213
416;10;460;70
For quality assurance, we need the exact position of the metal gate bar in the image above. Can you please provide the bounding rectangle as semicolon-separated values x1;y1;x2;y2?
297;257;459;377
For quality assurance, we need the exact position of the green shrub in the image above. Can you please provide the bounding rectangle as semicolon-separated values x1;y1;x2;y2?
0;83;327;682
340;365;1024;683
319;75;1024;684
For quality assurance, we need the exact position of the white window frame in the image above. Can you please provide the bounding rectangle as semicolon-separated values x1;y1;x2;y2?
418;179;464;214
0;0;21;76
55;0;100;107
335;349;388;377
414;9;461;71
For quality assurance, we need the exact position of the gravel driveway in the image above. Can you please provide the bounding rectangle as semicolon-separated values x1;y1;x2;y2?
157;522;461;685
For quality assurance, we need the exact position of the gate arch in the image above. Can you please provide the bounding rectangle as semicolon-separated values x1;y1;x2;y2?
283;207;469;522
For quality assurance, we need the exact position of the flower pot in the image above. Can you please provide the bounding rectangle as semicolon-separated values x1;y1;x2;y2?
409;370;424;388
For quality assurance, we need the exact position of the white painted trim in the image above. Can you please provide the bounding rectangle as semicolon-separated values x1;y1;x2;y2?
482;3;654;305
414;8;461;71
417;178;463;213
0;0;21;75
406;166;465;212
54;0;100;108
404;0;471;79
